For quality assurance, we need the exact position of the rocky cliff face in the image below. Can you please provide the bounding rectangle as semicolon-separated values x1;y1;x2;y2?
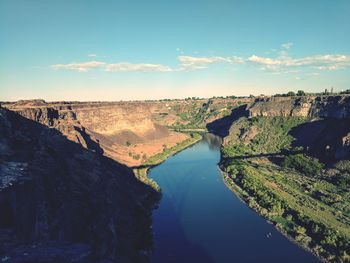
0;108;157;262
6;102;168;143
222;95;350;161
5;96;349;164
3;101;187;166
248;95;350;119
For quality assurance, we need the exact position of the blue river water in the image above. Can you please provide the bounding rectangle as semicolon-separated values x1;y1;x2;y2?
149;133;319;263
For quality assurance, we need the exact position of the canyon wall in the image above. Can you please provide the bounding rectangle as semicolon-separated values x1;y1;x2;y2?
0;108;157;262
1;95;350;262
223;95;350;161
3;95;350;164
2;101;189;166
248;95;350;119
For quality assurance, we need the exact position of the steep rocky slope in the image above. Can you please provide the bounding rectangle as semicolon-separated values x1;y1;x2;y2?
219;95;350;262
3;100;189;166
221;95;350;161
0;108;157;262
2;98;253;166
3;95;349;165
1;95;350;262
248;95;350;119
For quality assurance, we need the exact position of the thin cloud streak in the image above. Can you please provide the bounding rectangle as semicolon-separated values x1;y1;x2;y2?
105;62;172;72
50;45;350;73
247;54;350;70
178;55;231;70
51;61;106;72
281;42;293;49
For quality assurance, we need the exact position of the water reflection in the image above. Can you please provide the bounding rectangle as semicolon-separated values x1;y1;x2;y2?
201;133;222;151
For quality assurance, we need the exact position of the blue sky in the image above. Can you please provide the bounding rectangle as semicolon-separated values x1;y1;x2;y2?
1;0;350;101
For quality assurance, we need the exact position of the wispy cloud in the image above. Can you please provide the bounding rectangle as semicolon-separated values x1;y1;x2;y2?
177;55;244;70
248;54;350;70
247;42;350;73
88;54;98;57
50;55;243;73
281;42;293;49
51;44;350;74
105;62;172;72
178;55;230;70
51;61;106;72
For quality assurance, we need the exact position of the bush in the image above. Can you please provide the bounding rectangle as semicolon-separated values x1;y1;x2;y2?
294;225;306;235
297;90;306;96
334;160;350;173
282;154;324;176
132;154;140;160
295;234;312;246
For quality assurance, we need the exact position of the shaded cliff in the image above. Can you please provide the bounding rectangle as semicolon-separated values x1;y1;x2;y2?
248;95;350;119
248;96;350;161
3;101;189;166
219;96;350;262
0;108;158;262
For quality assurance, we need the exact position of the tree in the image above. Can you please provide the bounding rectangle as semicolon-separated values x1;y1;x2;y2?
287;91;296;96
294;225;306;235
295;234;312;246
297;90;306;96
340;89;350;94
273;202;284;215
321;229;338;247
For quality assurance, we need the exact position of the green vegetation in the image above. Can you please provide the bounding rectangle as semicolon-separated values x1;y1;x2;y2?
144;133;202;166
132;153;141;160
274;91;298;97
221;116;350;262
223;116;307;155
282;154;324;176
134;168;161;192
273;88;346;97
297;90;306;96
340;89;350;95
169;99;246;130
172;102;209;129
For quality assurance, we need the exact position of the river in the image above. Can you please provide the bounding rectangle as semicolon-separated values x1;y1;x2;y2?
149;133;319;263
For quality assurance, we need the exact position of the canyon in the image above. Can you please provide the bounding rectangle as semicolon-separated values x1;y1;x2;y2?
1;94;350;262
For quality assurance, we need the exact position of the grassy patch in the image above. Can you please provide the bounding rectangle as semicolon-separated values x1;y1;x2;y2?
221;116;350;262
282;154;324;176
144;133;202;166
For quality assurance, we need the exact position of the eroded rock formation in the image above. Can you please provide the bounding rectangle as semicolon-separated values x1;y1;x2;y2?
0;108;157;262
3;101;189;166
248;95;350;119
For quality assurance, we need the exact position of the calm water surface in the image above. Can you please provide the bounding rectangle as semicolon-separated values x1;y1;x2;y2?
149;133;319;263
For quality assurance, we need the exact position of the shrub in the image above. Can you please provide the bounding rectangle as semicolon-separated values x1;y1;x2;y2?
282;154;324;176
294;225;306;235
132;154;140;160
297;90;306;96
295;234;312;246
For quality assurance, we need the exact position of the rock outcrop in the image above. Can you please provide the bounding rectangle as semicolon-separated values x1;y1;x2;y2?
3;101;188;166
0;108;157;262
248;95;350;119
221;95;350;161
